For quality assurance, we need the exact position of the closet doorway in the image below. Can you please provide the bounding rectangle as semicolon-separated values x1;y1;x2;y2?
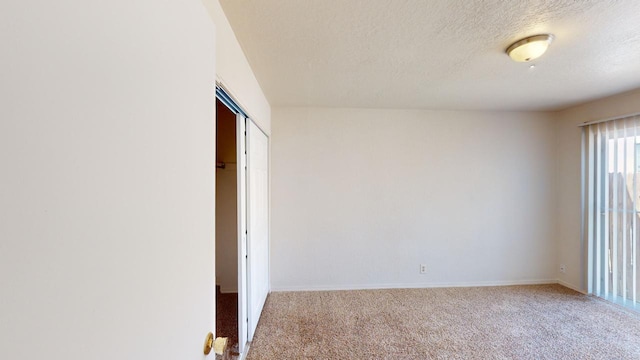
215;98;240;354
215;85;270;358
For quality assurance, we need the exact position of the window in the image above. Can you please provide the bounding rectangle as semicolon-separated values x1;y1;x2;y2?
584;115;640;309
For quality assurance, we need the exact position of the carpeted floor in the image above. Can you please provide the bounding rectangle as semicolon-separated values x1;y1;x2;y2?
246;284;640;359
216;287;238;355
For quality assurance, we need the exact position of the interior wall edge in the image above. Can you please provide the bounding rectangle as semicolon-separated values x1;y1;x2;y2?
557;279;587;294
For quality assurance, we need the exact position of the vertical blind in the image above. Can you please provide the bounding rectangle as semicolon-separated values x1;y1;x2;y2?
584;115;640;308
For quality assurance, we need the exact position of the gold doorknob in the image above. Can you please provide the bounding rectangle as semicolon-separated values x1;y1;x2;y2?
203;332;214;355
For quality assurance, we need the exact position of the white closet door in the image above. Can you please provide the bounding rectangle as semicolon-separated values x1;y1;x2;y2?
247;119;269;340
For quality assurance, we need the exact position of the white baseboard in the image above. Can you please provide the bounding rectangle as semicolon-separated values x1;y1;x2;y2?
556;279;587;294
270;279;559;292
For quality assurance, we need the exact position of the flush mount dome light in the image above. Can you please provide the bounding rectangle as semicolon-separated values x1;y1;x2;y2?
506;34;554;62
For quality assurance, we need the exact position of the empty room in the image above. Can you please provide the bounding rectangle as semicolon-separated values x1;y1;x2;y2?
3;1;640;360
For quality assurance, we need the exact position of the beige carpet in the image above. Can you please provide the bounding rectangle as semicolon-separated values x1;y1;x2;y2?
246;284;640;359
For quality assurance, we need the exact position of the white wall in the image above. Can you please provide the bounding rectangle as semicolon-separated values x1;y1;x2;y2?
271;107;557;291
216;165;238;293
203;0;271;135
554;88;640;291
0;1;216;359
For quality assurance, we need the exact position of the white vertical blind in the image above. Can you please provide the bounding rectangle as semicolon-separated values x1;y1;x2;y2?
585;115;640;309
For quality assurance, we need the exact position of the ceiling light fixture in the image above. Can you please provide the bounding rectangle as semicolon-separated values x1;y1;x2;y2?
506;34;554;62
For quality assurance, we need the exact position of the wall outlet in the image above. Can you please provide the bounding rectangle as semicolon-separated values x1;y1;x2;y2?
559;264;566;273
420;264;427;274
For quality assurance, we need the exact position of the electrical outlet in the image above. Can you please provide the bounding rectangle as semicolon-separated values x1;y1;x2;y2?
559;264;566;273
420;264;427;274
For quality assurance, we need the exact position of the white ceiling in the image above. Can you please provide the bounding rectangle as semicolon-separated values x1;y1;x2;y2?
220;0;640;111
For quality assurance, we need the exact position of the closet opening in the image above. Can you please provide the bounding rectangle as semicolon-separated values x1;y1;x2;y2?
215;98;239;355
214;84;269;358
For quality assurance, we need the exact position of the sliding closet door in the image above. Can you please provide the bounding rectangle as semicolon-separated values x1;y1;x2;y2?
246;119;269;340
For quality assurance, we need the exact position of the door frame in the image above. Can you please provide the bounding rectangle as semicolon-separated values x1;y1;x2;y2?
236;112;248;355
215;84;250;356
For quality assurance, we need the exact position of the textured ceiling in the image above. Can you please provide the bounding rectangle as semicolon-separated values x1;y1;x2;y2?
220;0;640;111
